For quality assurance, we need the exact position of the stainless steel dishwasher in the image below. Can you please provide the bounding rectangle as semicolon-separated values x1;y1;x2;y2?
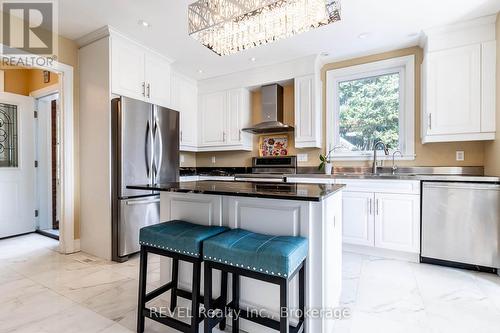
421;182;500;273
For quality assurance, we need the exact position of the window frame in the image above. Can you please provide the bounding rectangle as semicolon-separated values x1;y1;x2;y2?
326;55;415;161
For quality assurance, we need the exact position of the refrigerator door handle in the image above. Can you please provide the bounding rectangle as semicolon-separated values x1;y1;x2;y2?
153;116;163;181
145;120;153;179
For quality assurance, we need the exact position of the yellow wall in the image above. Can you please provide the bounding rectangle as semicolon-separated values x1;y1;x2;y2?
3;68;30;95
3;68;59;95
484;14;500;176
196;46;485;168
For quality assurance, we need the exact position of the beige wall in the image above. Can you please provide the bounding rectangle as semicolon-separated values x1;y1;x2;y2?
484;14;500;176
196;46;486;168
180;152;197;167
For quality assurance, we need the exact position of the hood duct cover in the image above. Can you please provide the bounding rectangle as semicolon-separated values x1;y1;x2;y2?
242;84;294;134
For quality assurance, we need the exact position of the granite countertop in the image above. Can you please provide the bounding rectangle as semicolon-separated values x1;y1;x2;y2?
285;173;500;183
127;181;345;202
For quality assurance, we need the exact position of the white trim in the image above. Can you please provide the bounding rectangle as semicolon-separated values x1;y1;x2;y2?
76;25;173;63
30;84;60;99
0;48;76;254
326;55;415;161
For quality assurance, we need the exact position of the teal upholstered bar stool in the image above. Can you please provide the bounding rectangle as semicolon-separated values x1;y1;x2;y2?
203;229;307;333
137;220;229;333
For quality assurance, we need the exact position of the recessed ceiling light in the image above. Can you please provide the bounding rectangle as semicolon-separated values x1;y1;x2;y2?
197;69;203;74
138;20;151;28
358;32;370;39
250;57;256;62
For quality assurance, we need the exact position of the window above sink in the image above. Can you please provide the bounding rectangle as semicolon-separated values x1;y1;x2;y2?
326;55;416;161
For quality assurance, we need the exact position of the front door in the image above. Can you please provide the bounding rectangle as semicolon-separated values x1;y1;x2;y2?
0;93;35;238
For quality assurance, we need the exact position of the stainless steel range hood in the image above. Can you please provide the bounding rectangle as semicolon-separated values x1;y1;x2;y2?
242;84;294;134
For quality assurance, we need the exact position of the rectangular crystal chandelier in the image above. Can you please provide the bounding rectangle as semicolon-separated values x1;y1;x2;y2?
188;0;341;56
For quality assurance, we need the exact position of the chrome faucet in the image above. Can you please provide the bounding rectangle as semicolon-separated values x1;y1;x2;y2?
392;150;403;174
372;141;389;174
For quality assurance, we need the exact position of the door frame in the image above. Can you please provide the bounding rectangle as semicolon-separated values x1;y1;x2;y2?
31;84;59;238
1;52;76;254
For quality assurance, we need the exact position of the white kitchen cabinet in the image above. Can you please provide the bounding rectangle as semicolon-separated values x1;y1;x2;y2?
342;191;374;247
200;91;226;146
286;177;421;255
294;75;321;148
171;71;198;151
421;16;496;143
145;53;171;108
111;36;145;101
198;88;252;151
110;34;172;108
424;45;481;136
374;193;420;253
227;89;251;145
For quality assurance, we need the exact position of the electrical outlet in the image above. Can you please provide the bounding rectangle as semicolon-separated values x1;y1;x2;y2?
297;154;308;162
456;151;465;161
211;156;216;164
180;154;185;163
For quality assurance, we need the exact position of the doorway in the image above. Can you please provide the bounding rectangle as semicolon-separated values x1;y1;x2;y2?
35;92;60;240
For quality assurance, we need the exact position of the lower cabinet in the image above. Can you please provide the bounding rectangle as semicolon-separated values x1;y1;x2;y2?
342;192;374;247
374;193;420;253
342;191;420;254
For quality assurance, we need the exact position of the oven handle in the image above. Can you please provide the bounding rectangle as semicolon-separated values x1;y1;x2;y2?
234;177;284;183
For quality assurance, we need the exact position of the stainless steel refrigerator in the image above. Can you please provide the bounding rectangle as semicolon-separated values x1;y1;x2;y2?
111;97;179;262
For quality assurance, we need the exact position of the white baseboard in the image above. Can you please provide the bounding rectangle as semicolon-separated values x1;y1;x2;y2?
343;243;420;263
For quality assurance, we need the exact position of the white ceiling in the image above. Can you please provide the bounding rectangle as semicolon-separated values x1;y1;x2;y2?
59;0;500;80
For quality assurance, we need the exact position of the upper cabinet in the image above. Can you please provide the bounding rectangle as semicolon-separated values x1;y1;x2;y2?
111;34;172;108
294;75;322;148
171;71;198;151
198;88;252;151
421;15;496;143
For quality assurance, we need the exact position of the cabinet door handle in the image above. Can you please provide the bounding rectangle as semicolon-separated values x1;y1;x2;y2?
142;82;146;96
375;199;379;215
368;198;372;215
239;130;241;141
147;83;151;98
428;114;432;130
180;131;183;142
223;131;226;142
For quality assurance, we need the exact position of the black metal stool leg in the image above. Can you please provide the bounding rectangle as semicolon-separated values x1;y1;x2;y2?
191;261;202;333
137;247;148;333
232;273;240;333
219;271;228;330
204;262;213;333
299;263;305;328
170;258;179;312
280;278;289;333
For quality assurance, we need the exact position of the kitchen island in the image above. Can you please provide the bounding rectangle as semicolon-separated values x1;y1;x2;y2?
128;181;345;333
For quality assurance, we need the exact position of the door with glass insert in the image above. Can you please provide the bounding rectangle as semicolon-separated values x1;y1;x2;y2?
0;93;35;238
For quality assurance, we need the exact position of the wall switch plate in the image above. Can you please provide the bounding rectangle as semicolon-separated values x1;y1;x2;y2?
456;151;465;161
297;154;308;162
180;154;185;163
211;156;216;164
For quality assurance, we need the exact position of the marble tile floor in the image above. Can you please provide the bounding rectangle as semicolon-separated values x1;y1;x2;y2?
1;234;500;333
